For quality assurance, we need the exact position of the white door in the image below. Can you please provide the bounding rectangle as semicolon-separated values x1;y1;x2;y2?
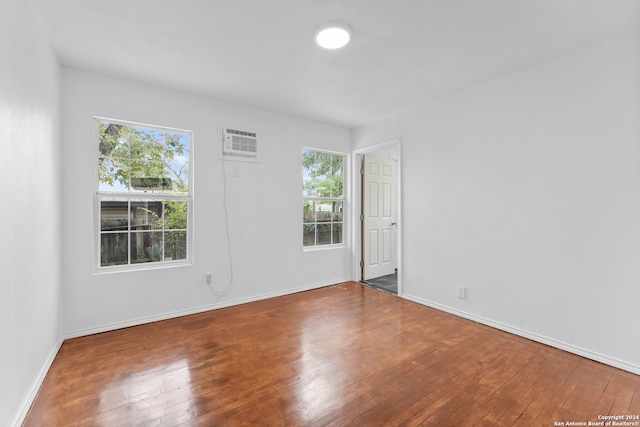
363;155;396;280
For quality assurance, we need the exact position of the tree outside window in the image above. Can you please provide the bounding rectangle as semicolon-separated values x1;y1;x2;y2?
96;119;191;269
302;149;345;247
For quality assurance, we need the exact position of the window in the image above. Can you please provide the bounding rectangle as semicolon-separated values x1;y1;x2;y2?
96;118;191;269
302;149;345;248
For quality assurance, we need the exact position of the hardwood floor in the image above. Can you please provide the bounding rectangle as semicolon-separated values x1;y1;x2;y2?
24;282;639;426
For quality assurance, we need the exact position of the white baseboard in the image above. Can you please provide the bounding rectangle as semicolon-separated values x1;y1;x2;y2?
402;293;640;376
12;337;63;427
64;279;346;339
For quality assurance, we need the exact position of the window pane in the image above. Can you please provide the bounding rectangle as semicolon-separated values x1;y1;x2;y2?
101;200;129;231
164;132;189;162
164;200;187;230
303;200;315;223
303;224;316;247
165;162;189;193
165;231;187;261
316;201;333;223
98;120;191;196
315;152;331;198
98;158;129;192
101;233;128;266
130;201;162;230
98;121;130;159
316;223;332;245
331;154;344;198
301;150;345;199
131;231;163;264
333;223;343;244
130;127;164;161
130;160;166;192
302;149;316;197
333;201;343;222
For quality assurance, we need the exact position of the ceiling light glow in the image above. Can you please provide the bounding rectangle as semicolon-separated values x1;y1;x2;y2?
315;25;351;49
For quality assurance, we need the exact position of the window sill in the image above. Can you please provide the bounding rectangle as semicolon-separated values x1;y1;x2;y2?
94;260;192;275
302;244;348;252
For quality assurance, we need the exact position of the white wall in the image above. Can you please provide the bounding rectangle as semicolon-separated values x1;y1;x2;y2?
0;1;63;425
61;68;352;337
352;28;640;373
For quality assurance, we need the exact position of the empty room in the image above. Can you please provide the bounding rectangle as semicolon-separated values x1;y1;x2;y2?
2;0;639;426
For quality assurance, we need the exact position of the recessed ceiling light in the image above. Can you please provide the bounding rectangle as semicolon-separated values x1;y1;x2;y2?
315;24;351;50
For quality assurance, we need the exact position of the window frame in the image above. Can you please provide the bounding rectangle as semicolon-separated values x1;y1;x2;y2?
302;147;348;250
93;117;194;272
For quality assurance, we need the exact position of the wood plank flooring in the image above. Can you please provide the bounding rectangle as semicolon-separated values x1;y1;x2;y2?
24;282;640;426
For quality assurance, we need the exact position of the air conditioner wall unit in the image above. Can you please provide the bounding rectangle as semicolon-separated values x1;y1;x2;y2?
223;128;258;158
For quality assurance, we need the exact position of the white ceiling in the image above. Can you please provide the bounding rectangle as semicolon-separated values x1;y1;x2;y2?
32;0;640;129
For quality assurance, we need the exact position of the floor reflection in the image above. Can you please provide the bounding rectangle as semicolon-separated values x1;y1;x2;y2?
98;359;196;425
294;295;369;424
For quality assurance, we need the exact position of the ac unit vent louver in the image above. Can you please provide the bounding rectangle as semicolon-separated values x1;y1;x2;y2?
223;128;258;157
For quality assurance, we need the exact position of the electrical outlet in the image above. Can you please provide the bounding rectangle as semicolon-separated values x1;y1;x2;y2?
457;285;466;299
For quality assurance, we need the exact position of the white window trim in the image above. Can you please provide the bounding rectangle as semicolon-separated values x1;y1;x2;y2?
93;117;194;273
302;147;349;251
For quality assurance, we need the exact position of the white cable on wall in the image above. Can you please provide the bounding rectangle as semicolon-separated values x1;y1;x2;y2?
208;143;235;300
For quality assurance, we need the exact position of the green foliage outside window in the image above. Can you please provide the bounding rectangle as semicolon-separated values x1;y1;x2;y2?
302;150;343;198
97;119;191;267
98;121;189;193
302;149;345;247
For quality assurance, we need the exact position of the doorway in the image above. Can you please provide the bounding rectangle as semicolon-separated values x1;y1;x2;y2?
352;140;401;295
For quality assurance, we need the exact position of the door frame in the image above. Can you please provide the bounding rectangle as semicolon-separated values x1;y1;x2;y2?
351;138;402;295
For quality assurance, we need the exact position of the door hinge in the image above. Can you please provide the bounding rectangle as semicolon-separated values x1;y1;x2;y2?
360;214;364;222
360;168;364;176
360;260;364;268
